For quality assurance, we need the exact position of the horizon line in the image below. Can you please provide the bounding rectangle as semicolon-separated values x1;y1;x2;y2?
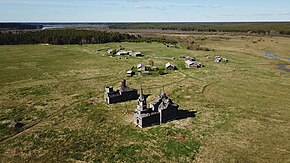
1;20;290;23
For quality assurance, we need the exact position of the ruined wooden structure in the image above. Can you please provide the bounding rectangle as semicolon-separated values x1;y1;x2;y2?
134;88;179;128
104;80;138;104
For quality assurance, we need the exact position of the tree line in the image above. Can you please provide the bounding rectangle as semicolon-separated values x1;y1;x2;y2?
109;22;290;35
2;22;290;35
0;29;138;45
0;23;43;30
0;29;179;45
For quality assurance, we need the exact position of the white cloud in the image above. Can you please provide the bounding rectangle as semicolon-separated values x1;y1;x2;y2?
132;4;166;10
0;0;65;6
103;2;120;6
127;0;143;3
168;3;223;8
132;4;151;9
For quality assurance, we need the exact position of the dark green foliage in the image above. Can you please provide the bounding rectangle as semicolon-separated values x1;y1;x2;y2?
109;22;290;35
157;69;167;75
0;123;7;131
131;36;178;45
182;39;213;51
0;29;179;45
0;126;23;141
0;23;43;30
3;22;290;35
131;66;138;73
0;29;137;45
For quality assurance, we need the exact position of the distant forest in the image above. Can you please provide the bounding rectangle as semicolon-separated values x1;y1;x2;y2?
1;22;290;35
0;29;137;45
1;22;290;45
109;22;290;35
0;29;177;45
0;23;43;30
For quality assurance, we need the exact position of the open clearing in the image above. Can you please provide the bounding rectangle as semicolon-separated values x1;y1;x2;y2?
0;35;290;162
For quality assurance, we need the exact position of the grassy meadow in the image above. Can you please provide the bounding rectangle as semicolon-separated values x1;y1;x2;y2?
0;36;290;162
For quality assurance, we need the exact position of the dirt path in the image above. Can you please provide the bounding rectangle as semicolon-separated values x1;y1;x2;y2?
201;84;211;94
0;99;84;147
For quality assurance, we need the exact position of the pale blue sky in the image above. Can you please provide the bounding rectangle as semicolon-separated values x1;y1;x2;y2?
0;0;290;22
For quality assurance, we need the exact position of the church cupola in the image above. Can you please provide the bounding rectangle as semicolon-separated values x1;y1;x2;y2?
137;87;147;111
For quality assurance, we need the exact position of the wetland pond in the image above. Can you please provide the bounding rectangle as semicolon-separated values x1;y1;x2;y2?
261;52;290;72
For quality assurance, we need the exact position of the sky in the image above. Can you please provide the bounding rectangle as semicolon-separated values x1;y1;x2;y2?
0;0;290;22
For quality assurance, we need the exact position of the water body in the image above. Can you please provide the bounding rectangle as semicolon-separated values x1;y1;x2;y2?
261;52;279;59
261;52;290;72
42;25;64;30
278;65;290;72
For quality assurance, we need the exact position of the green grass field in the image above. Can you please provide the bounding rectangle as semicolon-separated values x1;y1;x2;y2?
0;36;290;162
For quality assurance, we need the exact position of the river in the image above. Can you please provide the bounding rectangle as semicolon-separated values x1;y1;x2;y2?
42;25;64;30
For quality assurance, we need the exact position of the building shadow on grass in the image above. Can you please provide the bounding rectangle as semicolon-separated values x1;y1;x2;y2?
176;110;197;120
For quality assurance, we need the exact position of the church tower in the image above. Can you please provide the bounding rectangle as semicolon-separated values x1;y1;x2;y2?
137;87;147;111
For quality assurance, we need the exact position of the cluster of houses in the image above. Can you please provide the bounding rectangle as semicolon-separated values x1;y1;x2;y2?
103;49;230;128
126;64;158;77
117;50;144;57
104;79;179;128
107;48;144;57
125;54;208;77
137;63;159;72
126;62;178;77
107;47;210;79
181;56;205;68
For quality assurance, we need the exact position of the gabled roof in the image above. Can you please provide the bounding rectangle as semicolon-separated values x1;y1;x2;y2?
185;56;195;61
185;60;201;65
130;51;143;55
157;94;178;110
166;62;175;68
185;60;195;65
117;50;128;55
137;63;145;68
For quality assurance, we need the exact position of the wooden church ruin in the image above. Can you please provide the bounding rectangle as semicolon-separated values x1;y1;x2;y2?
134;87;179;128
104;80;138;104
